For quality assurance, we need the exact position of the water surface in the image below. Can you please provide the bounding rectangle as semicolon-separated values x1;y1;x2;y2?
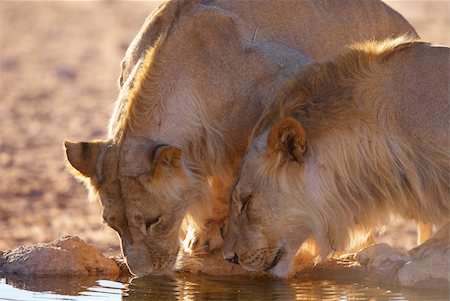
1;274;448;301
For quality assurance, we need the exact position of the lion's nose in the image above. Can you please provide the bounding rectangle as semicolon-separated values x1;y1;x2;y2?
225;253;239;265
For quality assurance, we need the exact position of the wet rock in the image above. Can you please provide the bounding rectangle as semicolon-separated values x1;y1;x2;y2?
355;243;411;281
0;235;120;276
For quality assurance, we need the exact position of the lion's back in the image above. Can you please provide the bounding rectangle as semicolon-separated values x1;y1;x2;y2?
384;43;449;150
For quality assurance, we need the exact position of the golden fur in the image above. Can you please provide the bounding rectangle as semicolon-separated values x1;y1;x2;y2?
65;0;418;277
223;37;449;278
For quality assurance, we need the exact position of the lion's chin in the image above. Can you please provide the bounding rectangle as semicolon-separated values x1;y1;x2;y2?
267;252;295;278
238;249;295;277
127;252;178;278
130;264;176;278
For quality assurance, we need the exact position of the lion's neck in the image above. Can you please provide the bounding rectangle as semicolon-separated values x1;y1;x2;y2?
301;104;448;256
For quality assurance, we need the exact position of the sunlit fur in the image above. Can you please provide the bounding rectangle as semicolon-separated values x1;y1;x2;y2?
224;37;449;278
66;0;418;276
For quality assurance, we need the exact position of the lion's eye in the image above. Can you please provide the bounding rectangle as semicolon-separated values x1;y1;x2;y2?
145;216;161;231
240;195;252;213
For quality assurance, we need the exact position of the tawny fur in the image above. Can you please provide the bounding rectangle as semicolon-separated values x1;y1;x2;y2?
65;0;418;277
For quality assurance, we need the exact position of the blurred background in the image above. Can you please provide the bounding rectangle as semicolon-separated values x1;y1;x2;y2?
0;1;448;256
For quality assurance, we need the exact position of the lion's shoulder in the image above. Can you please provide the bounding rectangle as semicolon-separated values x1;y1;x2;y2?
348;37;449;148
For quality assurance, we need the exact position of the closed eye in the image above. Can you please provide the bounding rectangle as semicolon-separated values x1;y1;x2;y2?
145;216;161;231
240;194;252;213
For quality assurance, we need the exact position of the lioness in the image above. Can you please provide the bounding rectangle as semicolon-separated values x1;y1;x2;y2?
65;0;417;276
223;37;449;278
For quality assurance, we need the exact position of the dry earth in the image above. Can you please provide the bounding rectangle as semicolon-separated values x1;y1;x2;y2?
0;1;448;256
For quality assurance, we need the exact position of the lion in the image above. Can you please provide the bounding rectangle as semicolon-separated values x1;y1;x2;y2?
65;0;418;277
223;36;449;278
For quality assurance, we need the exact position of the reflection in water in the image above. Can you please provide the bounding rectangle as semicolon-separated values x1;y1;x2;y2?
127;275;298;301
126;274;449;301
0;276;126;301
3;274;119;295
0;274;448;301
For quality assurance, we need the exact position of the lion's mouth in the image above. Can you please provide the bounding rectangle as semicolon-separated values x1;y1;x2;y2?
266;248;284;271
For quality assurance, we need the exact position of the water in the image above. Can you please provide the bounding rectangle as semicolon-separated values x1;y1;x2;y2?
0;274;448;301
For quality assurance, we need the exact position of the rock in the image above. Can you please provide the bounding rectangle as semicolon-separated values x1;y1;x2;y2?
355;243;411;281
408;222;449;261
398;257;449;290
0;235;120;276
398;224;450;290
353;236;450;291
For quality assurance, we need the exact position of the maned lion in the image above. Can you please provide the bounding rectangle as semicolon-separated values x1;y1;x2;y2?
65;0;417;276
223;37;449;278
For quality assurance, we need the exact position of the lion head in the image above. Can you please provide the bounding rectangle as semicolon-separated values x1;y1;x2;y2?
223;118;313;278
64;139;207;276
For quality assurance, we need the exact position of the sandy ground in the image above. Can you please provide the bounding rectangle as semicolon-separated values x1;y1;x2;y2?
0;1;448;256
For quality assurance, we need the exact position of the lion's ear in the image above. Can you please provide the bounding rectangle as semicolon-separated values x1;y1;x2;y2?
139;144;182;184
64;140;104;178
267;117;307;164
